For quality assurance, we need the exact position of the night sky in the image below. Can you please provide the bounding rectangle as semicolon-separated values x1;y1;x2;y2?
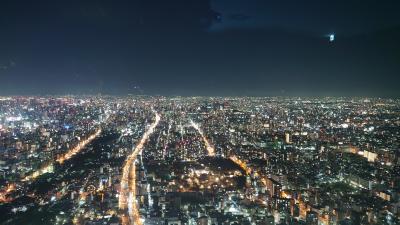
1;0;400;96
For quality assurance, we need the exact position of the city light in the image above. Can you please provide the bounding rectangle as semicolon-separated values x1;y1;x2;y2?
1;96;398;225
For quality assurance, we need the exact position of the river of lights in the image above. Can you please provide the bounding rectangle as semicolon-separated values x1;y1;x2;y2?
119;112;160;225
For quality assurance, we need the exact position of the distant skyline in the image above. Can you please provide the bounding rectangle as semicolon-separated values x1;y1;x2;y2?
1;0;400;96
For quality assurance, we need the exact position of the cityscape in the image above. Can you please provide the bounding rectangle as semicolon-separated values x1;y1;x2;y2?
0;96;399;225
1;1;400;225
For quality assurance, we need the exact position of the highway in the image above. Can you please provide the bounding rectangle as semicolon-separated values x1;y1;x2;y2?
119;112;161;225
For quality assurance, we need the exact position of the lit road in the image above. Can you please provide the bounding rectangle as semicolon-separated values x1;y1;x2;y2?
190;119;261;189
229;155;252;175
119;112;161;225
22;128;102;182
57;129;102;164
189;119;215;156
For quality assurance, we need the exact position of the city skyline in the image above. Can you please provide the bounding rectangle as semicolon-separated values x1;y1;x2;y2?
0;1;399;225
0;96;399;225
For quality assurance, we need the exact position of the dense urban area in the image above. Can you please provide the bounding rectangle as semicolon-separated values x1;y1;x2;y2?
0;96;399;225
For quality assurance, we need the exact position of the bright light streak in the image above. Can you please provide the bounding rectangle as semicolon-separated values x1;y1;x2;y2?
57;129;102;164
229;156;251;175
119;112;160;225
23;129;101;182
190;120;215;156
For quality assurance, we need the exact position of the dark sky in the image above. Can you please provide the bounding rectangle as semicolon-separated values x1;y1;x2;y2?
1;0;400;96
